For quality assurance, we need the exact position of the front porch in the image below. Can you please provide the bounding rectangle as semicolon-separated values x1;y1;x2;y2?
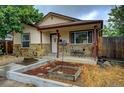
39;20;102;62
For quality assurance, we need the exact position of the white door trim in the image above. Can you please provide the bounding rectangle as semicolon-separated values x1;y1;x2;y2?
51;34;57;53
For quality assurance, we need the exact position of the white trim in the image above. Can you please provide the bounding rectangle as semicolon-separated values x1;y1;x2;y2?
69;43;93;46
21;33;30;48
71;30;93;44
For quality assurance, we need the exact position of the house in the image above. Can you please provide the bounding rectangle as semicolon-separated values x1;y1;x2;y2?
13;12;103;61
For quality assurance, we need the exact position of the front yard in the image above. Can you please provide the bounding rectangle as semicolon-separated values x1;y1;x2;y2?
23;61;124;87
0;55;124;87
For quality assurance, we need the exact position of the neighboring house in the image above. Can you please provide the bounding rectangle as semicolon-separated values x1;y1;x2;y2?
13;12;103;60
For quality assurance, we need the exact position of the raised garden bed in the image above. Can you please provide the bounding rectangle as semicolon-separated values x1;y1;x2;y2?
48;65;81;81
23;61;83;86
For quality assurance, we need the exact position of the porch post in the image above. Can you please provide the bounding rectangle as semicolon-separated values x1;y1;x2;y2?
40;31;42;47
56;30;60;58
93;26;98;61
5;40;8;55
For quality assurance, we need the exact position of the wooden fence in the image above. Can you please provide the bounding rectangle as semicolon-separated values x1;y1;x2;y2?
101;37;124;60
0;40;13;54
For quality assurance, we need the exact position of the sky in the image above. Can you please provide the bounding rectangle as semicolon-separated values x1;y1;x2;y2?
34;5;115;24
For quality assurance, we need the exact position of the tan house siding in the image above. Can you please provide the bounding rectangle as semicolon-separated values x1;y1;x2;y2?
13;25;43;58
42;32;50;44
13;25;41;44
38;15;72;26
13;33;21;44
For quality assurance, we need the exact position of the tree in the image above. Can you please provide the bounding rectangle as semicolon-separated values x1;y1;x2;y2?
108;5;124;36
103;23;120;37
0;5;43;39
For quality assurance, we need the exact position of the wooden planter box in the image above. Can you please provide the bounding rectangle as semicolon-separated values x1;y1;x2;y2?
48;65;81;81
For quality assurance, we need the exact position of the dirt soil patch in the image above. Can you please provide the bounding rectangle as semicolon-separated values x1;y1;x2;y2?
23;61;124;87
24;61;82;75
53;67;77;75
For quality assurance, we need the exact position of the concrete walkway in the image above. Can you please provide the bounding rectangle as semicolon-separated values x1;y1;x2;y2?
0;63;25;77
0;63;33;87
0;77;34;87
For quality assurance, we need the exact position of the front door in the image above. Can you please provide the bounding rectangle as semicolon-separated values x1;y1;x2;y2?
51;34;57;53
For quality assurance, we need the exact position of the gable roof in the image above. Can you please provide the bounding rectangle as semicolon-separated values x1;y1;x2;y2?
42;12;82;22
26;12;103;30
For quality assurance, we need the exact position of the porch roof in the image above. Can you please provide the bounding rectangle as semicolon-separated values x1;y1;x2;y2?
38;20;103;30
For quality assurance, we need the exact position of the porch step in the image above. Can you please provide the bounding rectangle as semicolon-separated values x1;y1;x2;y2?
42;53;57;61
42;54;97;65
48;53;57;57
56;56;97;64
48;53;68;58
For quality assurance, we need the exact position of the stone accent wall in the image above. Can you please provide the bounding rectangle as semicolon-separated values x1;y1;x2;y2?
59;44;93;57
59;44;70;56
41;44;51;56
13;44;50;58
13;43;93;58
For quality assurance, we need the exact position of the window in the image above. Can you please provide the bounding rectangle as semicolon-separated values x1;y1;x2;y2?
88;31;92;43
70;30;93;44
22;33;30;47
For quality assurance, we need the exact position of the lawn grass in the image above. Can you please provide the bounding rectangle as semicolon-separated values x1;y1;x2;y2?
0;55;16;60
0;55;22;65
82;64;124;87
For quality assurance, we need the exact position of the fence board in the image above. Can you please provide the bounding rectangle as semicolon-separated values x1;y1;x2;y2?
101;37;124;60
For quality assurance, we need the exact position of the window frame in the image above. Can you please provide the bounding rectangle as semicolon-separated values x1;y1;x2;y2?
70;29;93;45
21;33;30;48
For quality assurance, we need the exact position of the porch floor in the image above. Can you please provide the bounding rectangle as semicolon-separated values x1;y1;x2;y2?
41;54;97;64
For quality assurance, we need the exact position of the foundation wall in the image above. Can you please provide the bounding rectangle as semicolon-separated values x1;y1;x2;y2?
13;43;93;58
13;44;51;58
59;44;93;57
